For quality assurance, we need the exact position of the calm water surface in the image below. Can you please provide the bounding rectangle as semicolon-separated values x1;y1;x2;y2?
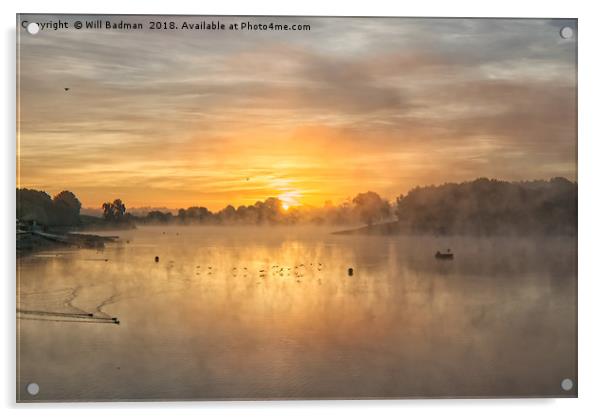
17;226;577;400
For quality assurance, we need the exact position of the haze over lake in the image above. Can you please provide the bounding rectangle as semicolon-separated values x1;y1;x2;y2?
17;226;577;400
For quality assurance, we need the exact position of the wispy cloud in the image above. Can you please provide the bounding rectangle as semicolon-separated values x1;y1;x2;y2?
17;16;577;209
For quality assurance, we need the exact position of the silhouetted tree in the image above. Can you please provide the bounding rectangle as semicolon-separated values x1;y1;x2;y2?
52;190;82;226
102;199;127;222
177;208;186;223
17;188;55;225
146;210;172;223
102;202;114;220
217;205;236;223
352;191;390;226
113;199;126;219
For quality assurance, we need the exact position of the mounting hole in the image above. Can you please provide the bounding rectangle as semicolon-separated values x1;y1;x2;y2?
561;378;574;391
26;382;40;396
559;26;574;39
26;22;40;35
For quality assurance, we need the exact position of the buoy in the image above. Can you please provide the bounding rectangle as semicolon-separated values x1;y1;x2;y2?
348;268;354;276
155;256;159;262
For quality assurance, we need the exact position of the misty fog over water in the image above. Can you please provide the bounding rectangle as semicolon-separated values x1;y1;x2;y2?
17;226;577;400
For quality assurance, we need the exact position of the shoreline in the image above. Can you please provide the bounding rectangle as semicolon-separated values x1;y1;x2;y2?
17;230;118;256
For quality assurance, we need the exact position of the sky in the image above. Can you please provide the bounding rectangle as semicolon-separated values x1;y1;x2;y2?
17;16;577;211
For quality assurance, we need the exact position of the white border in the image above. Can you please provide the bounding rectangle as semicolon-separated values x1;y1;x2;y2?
3;1;601;416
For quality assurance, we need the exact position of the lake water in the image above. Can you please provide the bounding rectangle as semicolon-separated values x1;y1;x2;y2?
17;226;577;401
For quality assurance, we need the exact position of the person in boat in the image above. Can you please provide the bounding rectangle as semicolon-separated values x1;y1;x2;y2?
435;249;454;259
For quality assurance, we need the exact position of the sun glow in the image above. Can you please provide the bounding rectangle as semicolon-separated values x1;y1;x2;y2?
278;189;302;210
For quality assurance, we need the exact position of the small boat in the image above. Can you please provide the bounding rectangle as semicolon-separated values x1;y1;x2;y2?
435;250;454;260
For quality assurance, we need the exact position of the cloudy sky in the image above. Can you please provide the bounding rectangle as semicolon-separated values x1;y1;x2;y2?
17;16;577;210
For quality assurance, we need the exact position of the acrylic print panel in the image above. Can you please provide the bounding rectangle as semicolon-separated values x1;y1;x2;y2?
16;15;577;401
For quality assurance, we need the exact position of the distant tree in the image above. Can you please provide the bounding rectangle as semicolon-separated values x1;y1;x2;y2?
113;199;126;219
184;206;212;222
352;191;390;226
327;200;354;225
52;190;82;226
254;197;284;224
236;204;258;224
146;210;172;223
217;205;236;223
102;202;114;220
17;188;55;225
102;199;127;222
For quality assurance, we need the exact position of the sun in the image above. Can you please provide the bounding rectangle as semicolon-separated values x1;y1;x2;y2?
277;189;301;210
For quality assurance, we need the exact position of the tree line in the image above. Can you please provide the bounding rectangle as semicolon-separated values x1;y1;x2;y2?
17;189;82;227
394;177;577;235
16;177;577;235
139;191;391;226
